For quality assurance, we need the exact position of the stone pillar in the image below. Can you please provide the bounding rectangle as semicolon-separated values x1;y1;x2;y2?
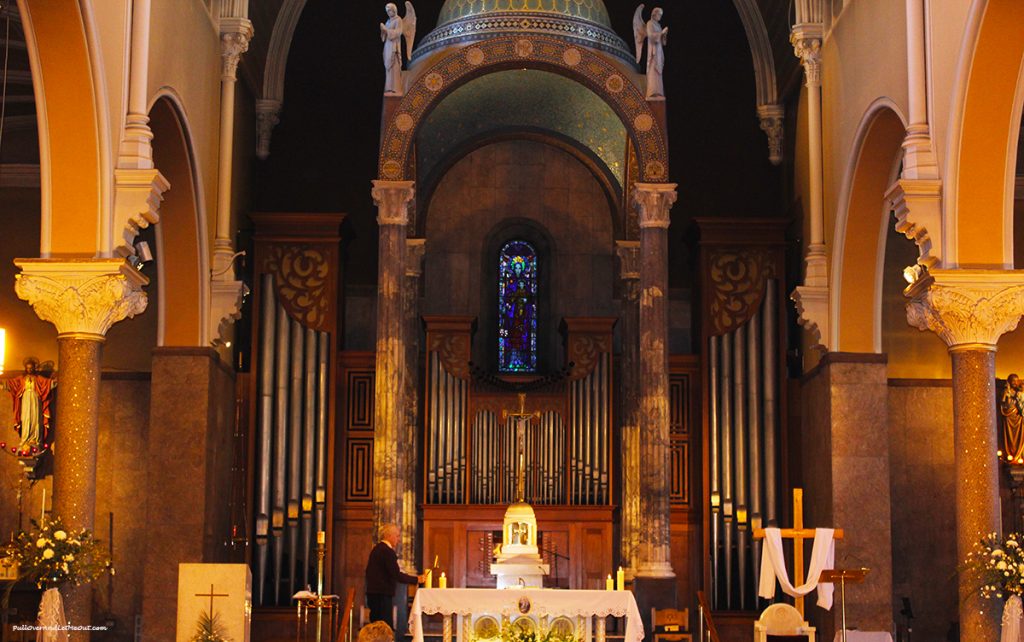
800;353;893;638
904;269;1024;642
633;183;677;580
615;240;641;576
13;259;148;640
371;180;415;538
400;238;425;571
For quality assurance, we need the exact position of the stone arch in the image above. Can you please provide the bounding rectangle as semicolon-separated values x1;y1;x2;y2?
378;35;669;183
948;0;1024;267
832;101;907;352
148;93;210;346
19;0;109;256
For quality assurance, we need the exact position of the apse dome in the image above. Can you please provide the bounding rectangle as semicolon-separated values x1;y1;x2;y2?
414;0;633;63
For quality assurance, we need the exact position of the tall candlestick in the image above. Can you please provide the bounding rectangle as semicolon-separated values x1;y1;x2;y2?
616;566;624;590
439;572;447;589
425;568;432;588
317;530;326;544
40;488;45;525
606;574;613;591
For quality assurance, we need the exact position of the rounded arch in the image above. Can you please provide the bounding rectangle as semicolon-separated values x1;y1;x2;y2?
148;93;209;346
379;36;669;182
832;101;907;352
19;0;108;256
948;0;1024;267
418;129;622;239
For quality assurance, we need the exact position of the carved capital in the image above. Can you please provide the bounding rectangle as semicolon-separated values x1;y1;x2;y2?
372;180;415;226
791;25;823;87
406;238;426;278
14;259;148;339
256;99;282;161
904;269;1024;349
633;183;678;229
791;283;829;350
219;17;254;81
757;104;785;166
615;240;641;281
210;277;249;347
886;178;943;269
112;168;170;257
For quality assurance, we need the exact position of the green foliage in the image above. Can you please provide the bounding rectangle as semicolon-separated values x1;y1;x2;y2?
191;609;233;642
490;621;579;642
3;515;109;589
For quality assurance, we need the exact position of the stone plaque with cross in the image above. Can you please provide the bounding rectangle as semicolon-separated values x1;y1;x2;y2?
176;563;252;642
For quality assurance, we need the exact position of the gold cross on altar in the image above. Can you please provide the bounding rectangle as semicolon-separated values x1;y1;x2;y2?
195;583;229;616
753;488;844;617
501;393;541;503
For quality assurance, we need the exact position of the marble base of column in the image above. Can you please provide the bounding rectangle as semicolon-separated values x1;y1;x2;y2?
53;336;103;640
951;347;1001;641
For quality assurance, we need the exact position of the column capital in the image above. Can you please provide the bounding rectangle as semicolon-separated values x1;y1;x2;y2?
113;168;169;257
210;278;249;347
791;283;829;351
406;238;426;278
886;178;943;268
790;24;822;87
372;180;416;226
14;259;149;340
219;17;254;81
757;104;785;166
904;269;1024;349
615;240;641;281
633;183;678;229
256;99;282;161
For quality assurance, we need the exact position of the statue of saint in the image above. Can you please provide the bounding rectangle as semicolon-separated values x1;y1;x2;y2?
633;5;668;100
4;357;56;456
381;2;417;95
1003;373;1024;463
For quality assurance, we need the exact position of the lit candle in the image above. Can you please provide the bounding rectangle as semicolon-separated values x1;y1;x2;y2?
606;574;613;591
317;530;325;545
40;488;45;525
616;566;624;591
425;568;432;588
439;572;447;589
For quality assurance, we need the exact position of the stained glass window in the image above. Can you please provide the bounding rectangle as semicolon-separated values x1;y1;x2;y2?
498;240;538;373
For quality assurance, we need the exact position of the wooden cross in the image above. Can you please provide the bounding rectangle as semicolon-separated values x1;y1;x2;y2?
501;393;541;503
753;488;844;617
195;583;229;616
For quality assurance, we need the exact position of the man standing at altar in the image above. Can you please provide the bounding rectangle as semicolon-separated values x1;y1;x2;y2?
366;524;425;624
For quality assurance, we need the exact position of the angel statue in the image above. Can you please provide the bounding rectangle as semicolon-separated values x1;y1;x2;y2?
633;5;668;100
381;2;417;95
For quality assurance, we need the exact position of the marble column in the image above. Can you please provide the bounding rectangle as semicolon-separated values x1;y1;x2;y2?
371;180;415;538
615;240;641;576
400;238;425;571
905;269;1024;642
14;259;148;640
633;183;677;579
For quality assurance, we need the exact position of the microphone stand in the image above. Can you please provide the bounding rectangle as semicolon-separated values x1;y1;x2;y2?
539;544;571;589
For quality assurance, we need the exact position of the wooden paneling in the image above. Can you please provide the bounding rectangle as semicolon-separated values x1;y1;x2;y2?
345;438;373;502
346;371;374;430
669;363;699;509
338;352;376;505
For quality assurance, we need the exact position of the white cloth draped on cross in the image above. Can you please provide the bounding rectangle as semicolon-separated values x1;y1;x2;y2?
758;526;836;610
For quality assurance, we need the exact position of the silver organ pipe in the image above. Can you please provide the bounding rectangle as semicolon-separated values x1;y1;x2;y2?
708;281;780;611
708;335;720;608
315;332;328;542
272;303;289;604
287;320;303;593
734;324;747;608
255;274;276;606
301;327;316;589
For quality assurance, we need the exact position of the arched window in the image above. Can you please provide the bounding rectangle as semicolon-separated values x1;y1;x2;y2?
498;240;538;373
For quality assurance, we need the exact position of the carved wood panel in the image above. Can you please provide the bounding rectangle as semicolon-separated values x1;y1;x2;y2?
345;439;373;502
669;369;695;507
579;526;609;590
538;529;570;589
339;353;376;505
347;371;374;431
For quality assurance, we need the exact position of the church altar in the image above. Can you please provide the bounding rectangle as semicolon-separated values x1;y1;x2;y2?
409;588;644;642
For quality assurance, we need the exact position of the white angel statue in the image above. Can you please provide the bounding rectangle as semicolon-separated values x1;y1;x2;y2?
633;5;667;100
381;2;417;95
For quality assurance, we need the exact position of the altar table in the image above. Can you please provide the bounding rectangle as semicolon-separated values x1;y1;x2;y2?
410;588;644;642
832;632;893;642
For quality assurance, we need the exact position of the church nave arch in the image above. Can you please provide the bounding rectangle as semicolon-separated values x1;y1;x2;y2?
379;35;669;184
948;0;1024;267
831;101;906;354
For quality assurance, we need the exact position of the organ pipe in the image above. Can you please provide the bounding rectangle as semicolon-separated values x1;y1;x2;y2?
287;320;302;593
763;281;778;523
255;274;275;606
272;303;289;604
301;327;316;589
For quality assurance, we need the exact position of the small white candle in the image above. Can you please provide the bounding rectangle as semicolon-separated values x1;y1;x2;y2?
606;574;613;591
439;572;447;589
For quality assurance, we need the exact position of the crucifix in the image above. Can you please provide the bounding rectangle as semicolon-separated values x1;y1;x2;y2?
501;393;540;503
195;583;229;617
752;488;844;617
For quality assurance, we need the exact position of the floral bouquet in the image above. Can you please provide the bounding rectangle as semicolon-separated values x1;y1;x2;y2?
497;621;579;642
4;515;109;589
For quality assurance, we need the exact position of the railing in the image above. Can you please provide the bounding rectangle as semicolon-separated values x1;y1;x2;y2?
696;591;721;642
334;588;358;642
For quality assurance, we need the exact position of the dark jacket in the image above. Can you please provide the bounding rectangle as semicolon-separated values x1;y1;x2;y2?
365;541;418;596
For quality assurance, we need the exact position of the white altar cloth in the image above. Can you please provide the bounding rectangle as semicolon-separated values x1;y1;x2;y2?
410;589;644;642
